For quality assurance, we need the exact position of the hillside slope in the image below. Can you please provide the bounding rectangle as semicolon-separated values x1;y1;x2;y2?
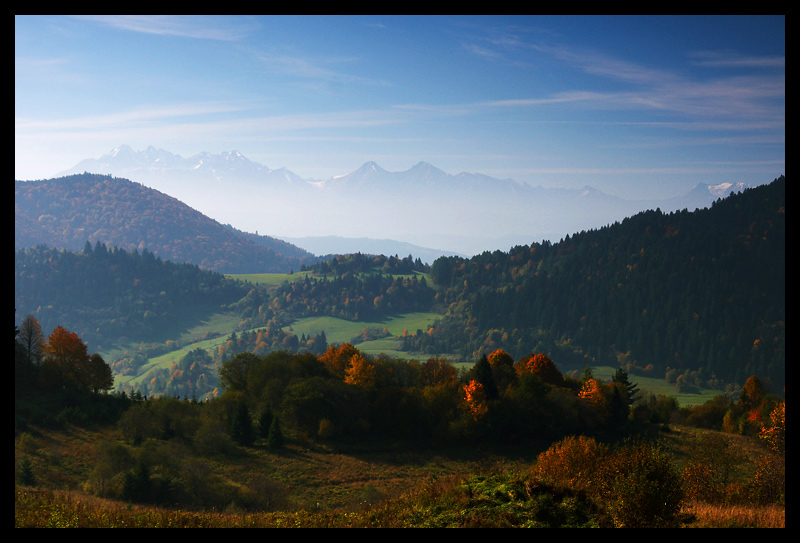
15;173;319;273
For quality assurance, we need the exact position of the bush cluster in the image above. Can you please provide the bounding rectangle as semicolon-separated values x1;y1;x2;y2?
531;435;684;528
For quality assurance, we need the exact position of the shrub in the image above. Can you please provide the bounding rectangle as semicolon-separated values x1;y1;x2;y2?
193;419;235;455
748;453;785;505
530;435;608;493
531;436;684;528
681;433;745;504
317;417;336;439
599;439;684;528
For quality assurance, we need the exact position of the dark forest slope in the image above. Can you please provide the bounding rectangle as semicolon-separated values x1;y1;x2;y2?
15;243;251;351
417;177;785;390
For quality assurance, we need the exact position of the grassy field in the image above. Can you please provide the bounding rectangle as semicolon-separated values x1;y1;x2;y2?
111;310;449;391
590;366;726;408
110;311;249;391
227;270;315;287
227;270;434;288
294;312;441;340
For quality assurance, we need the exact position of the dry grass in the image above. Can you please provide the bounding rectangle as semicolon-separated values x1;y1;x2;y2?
681;500;785;528
16;420;785;528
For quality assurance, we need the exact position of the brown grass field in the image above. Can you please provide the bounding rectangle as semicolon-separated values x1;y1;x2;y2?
15;420;784;528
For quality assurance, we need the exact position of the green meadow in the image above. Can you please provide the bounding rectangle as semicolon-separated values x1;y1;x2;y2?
590;366;727;408
112;308;448;392
227;269;434;289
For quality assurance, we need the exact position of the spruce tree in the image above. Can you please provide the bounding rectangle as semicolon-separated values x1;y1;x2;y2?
18;457;36;486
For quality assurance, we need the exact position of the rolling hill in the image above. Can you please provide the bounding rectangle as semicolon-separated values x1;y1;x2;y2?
15;173;320;274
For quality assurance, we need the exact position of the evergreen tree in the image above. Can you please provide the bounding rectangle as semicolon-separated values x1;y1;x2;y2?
612;368;640;406
608;384;628;428
230;401;255;446
18;457;36;486
122;460;152;503
258;405;274;439
267;416;284;449
471;354;498;400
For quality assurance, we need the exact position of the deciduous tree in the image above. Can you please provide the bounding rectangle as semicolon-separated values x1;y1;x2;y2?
516;353;563;386
463;380;488;420
42;325;91;393
487;349;517;393
344;353;377;390
87;353;114;394
18;314;45;369
320;343;360;379
419;356;457;387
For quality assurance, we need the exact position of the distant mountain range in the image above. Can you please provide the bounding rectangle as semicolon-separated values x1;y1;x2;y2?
56;145;753;257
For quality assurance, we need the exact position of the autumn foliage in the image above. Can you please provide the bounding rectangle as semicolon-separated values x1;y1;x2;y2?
759;400;785;453
344;354;377;390
41;325;113;395
319;342;361;379
531;435;684;528
515;353;563;386
463;380;488;421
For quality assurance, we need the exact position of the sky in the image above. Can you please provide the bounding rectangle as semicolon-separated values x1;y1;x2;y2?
15;15;784;200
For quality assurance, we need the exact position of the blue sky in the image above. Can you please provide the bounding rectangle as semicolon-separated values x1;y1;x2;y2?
15;15;784;199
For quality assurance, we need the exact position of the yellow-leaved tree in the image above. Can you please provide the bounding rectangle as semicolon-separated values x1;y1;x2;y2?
344;353;377;390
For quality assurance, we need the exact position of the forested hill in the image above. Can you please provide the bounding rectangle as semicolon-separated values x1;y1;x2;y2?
15;173;320;273
15;243;251;351
418;176;785;391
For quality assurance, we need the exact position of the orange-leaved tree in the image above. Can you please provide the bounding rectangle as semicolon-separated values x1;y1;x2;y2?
42;325;112;394
463;379;488;420
579;378;608;415
515;353;563;386
319;343;361;380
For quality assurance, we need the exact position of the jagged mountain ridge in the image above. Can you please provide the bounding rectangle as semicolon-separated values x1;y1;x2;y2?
56;145;754;256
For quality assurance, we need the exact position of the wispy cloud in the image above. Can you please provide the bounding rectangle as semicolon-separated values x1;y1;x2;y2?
461;42;504;61
15;101;253;133
688;50;785;69
73;15;258;41
250;49;375;85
